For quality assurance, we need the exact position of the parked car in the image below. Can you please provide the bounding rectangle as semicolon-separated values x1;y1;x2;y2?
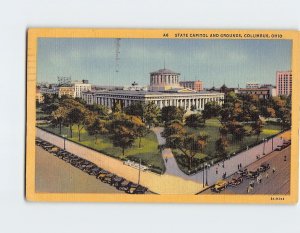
96;170;109;180
245;170;259;179
126;183;147;194
228;176;243;187
257;163;270;173
129;185;148;194
102;173;115;184
237;168;248;177
35;138;43;146
111;176;124;187
87;167;102;176
117;180;132;191
211;180;228;193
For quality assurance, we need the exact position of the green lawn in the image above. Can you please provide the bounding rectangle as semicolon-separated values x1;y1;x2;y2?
173;118;282;174
40;125;165;174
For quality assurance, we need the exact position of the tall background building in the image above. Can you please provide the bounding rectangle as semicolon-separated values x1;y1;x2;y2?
276;71;292;96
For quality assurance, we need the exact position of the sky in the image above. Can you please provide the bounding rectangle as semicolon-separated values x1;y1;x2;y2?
37;38;292;88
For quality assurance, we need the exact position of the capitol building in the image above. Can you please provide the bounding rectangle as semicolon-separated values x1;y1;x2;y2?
81;68;224;111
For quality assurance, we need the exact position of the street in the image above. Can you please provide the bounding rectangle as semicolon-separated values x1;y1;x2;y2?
35;146;123;193
200;146;291;195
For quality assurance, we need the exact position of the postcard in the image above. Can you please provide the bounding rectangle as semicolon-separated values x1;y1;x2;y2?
26;29;299;203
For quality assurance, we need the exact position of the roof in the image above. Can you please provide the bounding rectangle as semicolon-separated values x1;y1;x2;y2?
83;89;222;97
150;68;180;75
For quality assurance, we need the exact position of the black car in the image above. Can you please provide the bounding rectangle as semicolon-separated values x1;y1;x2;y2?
257;163;270;173
111;176;124;187
237;168;248;177
228;176;243;187
245;170;259;179
132;185;148;194
87;167;102;176
96;170;109;180
127;184;148;194
117;180;132;191
102;173;115;184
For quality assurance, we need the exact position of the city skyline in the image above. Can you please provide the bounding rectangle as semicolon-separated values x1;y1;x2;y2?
37;38;292;87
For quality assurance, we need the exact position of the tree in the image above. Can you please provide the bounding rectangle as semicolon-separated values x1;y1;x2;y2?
109;117;138;156
88;104;109;119
226;120;247;141
67;106;90;142
86;118;108;144
215;137;228;158
219;125;228;139
165;133;208;170
130;116;150;148
161;122;186;139
251;119;264;141
161;106;185;124
202;101;221;122
112;101;122;113
143;102;161;128
185;113;205;128
60;98;86;138
50;106;67;135
124;102;144;119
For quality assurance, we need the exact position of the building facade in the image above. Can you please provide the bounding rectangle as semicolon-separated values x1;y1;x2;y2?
82;90;224;111
149;68;182;91
58;86;75;98
237;87;275;99
246;82;260;89
179;80;203;91
36;88;44;103
73;80;92;98
276;71;292;96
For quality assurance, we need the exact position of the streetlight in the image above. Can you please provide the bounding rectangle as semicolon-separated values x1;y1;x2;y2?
205;163;208;186
202;164;205;188
138;158;141;185
62;134;67;150
263;138;266;155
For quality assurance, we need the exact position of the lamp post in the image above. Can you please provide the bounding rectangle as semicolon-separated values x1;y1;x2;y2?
263;138;266;155
202;164;205;188
62;134;67;150
205;163;208;186
272;137;274;151
138;158;141;185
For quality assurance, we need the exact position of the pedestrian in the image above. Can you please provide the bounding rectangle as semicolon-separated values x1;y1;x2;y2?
240;163;242;169
224;172;226;178
272;167;276;173
238;164;240;170
216;167;218;175
284;155;287;161
259;174;262;183
266;172;269;179
165;157;168;163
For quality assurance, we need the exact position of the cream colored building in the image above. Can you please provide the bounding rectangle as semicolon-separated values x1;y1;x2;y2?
149;68;182;91
82;68;223;111
58;86;75;98
73;80;92;98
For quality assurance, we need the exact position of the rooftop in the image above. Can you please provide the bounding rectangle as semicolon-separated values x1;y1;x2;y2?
83;89;222;96
150;68;180;75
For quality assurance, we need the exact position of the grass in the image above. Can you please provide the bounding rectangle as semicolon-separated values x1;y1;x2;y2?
173;118;282;174
40;124;165;174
